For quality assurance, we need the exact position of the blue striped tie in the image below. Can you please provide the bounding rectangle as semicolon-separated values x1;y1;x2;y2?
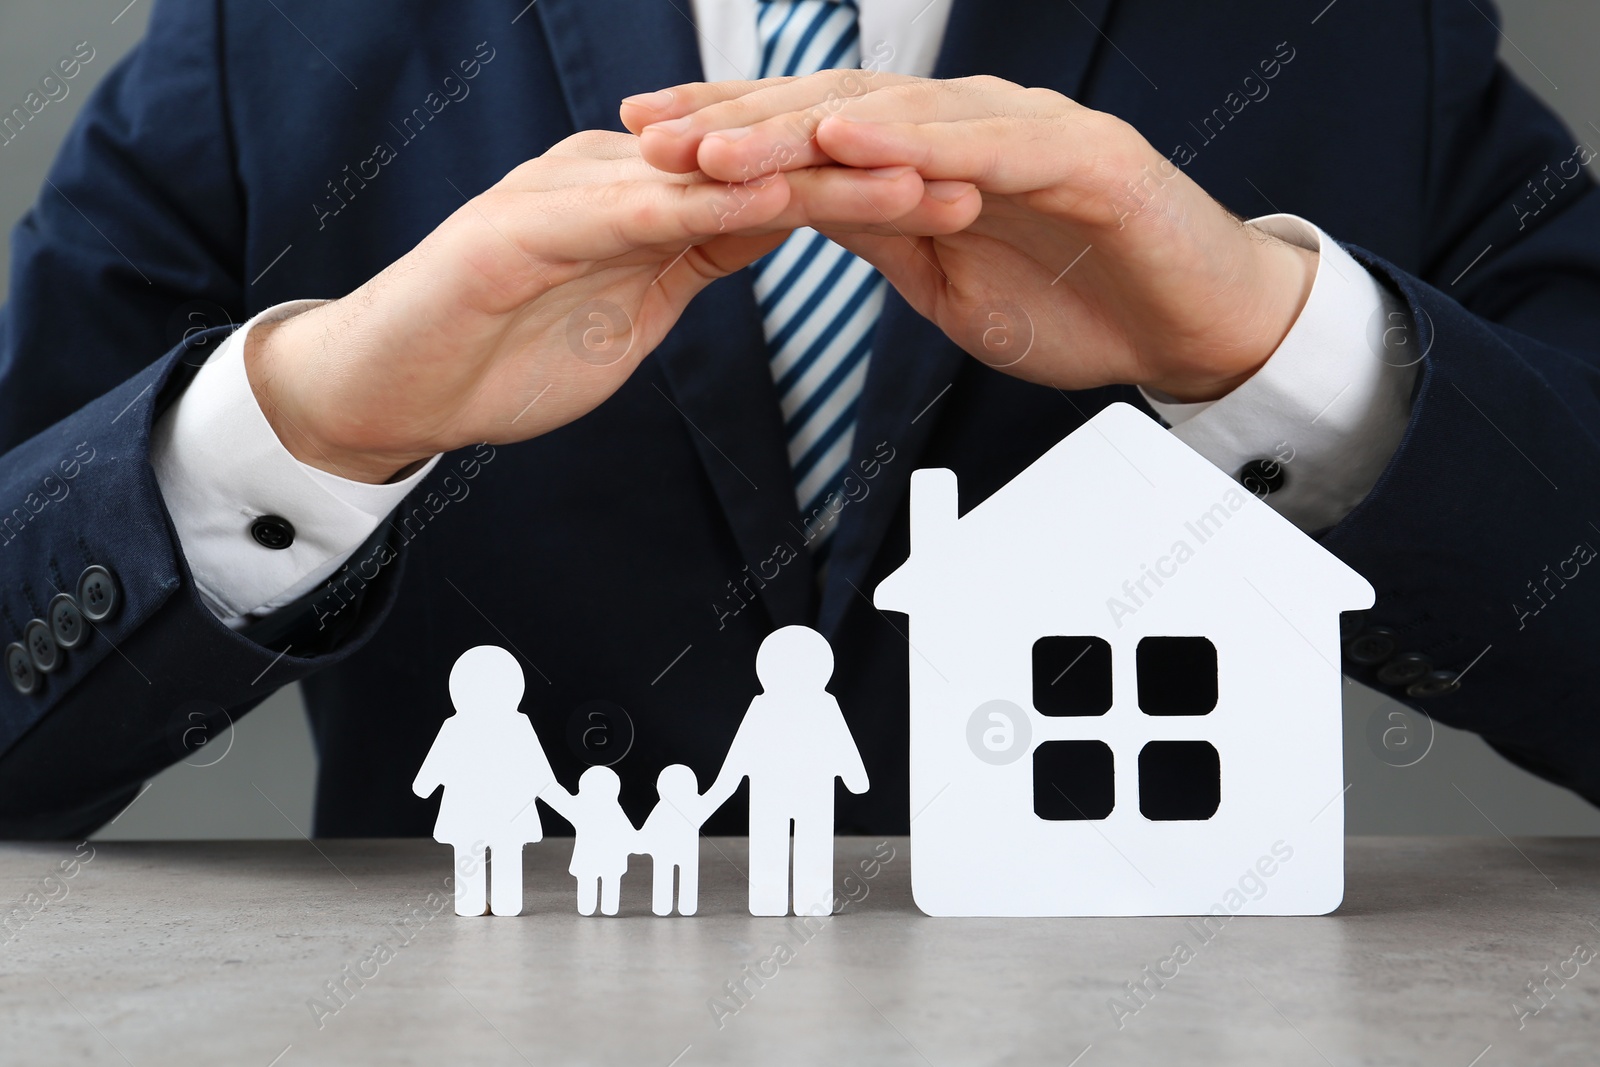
750;0;885;554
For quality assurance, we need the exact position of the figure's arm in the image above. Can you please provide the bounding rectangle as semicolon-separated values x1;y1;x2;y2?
411;733;448;798
839;761;871;796
516;727;572;820
698;742;748;818
536;780;579;822
829;699;871;795
674;790;717;830
699;766;746;817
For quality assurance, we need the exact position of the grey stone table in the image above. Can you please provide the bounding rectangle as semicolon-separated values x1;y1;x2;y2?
2;837;1597;1066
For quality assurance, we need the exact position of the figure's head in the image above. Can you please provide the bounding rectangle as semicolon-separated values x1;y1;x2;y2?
448;645;525;718
755;625;834;692
579;765;622;799
656;763;698;802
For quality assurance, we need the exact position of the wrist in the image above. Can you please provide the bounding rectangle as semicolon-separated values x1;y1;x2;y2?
1146;234;1317;404
244;304;429;485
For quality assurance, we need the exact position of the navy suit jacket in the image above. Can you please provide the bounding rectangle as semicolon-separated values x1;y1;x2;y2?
2;0;1598;838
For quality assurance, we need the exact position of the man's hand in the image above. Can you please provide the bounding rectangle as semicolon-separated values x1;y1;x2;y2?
246;130;977;483
625;73;1317;403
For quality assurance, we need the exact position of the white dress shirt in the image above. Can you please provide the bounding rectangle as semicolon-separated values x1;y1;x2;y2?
151;0;1414;625
149;301;441;621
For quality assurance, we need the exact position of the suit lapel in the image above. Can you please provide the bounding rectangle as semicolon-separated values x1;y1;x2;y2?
536;0;817;628
818;0;1117;635
533;0;705;134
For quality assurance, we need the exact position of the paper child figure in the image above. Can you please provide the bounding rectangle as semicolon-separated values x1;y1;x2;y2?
540;766;636;916
701;625;870;916
412;645;558;917
635;764;712;916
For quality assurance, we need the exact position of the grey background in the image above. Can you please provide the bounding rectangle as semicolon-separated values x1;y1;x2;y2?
0;1;1595;839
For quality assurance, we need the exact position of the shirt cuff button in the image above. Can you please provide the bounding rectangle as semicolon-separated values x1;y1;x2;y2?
1238;457;1287;497
250;515;296;550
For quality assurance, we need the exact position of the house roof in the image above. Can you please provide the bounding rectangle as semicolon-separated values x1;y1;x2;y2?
873;402;1375;618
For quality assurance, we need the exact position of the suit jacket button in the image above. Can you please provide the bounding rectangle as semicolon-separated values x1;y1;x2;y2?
24;619;59;673
250;515;296;550
1406;670;1461;699
48;593;87;650
1238;457;1286;496
1344;625;1397;666
6;642;37;696
1376;652;1431;687
76;565;120;622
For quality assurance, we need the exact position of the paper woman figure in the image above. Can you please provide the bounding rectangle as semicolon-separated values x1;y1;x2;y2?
413;645;558;916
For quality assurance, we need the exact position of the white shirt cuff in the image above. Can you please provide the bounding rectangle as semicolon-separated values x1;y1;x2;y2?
150;301;440;626
1140;214;1417;532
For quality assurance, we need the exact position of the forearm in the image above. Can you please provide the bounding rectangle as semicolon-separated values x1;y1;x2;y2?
0;335;410;836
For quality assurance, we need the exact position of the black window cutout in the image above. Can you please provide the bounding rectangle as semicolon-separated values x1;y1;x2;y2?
1137;636;1218;715
1138;741;1220;820
1032;636;1112;716
1033;740;1115;820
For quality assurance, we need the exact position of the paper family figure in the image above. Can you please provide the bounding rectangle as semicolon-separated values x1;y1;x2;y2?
541;762;722;917
540;762;734;917
538;767;637;916
636;765;710;916
423;404;1373;921
874;402;1374;917
699;625;871;916
411;645;557;917
415;627;870;918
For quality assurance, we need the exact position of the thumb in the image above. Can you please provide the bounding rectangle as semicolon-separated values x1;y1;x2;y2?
654;229;790;309
697;230;790;276
820;229;945;320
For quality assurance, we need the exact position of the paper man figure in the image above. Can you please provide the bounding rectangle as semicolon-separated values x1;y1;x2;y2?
412;645;557;917
540;766;636;916
701;625;870;916
636;764;711;916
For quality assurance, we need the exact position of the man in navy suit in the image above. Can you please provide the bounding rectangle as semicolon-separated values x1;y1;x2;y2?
0;0;1597;839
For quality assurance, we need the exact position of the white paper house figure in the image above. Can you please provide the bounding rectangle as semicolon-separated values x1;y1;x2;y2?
873;403;1374;917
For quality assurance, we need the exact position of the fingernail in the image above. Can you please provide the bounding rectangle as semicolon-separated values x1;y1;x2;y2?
927;180;973;202
868;165;915;180
622;89;675;110
706;127;752;142
646;116;695;136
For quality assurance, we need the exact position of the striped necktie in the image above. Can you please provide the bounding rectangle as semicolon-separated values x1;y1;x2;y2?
750;0;886;555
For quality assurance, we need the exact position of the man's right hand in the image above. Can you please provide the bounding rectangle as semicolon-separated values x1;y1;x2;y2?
244;130;975;483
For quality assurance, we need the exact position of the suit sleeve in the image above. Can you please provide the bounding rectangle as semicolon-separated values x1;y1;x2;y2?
0;0;404;837
1321;1;1600;803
